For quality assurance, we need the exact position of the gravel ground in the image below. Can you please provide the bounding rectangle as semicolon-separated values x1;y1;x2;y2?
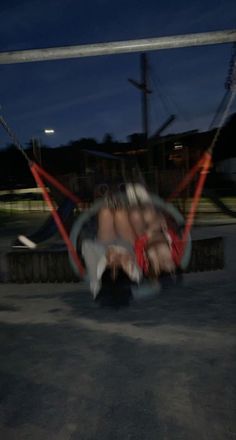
0;213;235;439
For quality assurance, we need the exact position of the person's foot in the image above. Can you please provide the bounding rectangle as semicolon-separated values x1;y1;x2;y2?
133;183;152;204
126;183;138;205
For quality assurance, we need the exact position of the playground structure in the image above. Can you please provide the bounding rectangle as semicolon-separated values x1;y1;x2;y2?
0;29;235;285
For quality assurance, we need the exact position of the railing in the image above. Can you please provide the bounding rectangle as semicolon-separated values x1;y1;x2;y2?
0;187;90;212
1;183;236;225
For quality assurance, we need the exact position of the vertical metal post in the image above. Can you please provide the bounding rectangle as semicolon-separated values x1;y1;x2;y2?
140;53;153;179
32;137;42;165
141;53;149;144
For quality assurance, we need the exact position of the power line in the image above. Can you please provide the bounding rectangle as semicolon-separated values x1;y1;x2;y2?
149;68;173;116
149;63;187;123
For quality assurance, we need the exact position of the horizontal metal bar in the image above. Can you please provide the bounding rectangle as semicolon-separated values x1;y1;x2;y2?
0;30;236;64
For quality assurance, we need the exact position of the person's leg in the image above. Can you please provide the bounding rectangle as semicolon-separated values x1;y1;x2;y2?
113;208;136;245
126;183;167;233
142;205;167;232
157;243;175;273
128;207;146;237
81;239;107;298
97;207;116;242
126;183;152;206
147;245;161;276
147;242;175;276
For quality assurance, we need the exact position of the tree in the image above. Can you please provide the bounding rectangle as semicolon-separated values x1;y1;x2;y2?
103;133;114;144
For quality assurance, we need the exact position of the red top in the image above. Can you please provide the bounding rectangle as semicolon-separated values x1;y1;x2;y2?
134;234;149;274
134;228;184;275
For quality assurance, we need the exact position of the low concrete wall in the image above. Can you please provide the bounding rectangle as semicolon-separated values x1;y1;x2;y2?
0;237;224;283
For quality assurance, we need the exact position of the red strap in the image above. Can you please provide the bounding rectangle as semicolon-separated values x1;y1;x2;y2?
31;163;85;277
168;155;204;201
135;229;186;272
167;228;184;266
182;151;212;243
169;151;212;264
33;162;81;205
134;235;149;274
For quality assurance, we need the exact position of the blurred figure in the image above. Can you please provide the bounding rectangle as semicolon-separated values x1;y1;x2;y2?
82;184;177;299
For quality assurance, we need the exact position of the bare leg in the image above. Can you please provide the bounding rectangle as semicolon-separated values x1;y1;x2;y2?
147;246;161;276
128;207;146;236
113;208;136;245
156;243;175;273
97;207;116;242
143;205;167;234
147;242;175;276
143;205;159;227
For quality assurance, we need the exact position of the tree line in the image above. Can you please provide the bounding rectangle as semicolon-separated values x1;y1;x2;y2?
0;113;235;189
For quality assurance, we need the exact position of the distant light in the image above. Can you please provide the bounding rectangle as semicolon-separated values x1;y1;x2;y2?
174;144;183;150
44;129;55;135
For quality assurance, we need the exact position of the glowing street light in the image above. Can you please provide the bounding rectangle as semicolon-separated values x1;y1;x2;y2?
44;128;55;135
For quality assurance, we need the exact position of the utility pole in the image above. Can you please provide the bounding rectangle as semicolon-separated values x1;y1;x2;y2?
128;53;152;169
141;53;149;144
32;137;42;165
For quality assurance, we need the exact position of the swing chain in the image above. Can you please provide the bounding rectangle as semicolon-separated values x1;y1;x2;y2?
208;87;236;154
0;115;31;164
225;43;236;91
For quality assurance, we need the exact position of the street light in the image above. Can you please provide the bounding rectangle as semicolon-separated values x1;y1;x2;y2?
44;129;55;135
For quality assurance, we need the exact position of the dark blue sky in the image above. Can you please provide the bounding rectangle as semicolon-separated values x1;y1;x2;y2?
0;0;236;149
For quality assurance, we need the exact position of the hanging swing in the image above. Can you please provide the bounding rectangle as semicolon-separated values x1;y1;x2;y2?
68;188;192;302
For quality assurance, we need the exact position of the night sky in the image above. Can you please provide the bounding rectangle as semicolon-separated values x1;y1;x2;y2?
0;0;236;149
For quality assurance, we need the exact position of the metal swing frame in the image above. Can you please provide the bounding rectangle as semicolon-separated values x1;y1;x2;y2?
0;29;236;64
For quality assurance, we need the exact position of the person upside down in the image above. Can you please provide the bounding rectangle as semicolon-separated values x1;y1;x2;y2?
81;185;179;298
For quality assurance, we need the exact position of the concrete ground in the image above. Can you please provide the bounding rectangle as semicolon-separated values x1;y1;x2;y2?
0;212;235;439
